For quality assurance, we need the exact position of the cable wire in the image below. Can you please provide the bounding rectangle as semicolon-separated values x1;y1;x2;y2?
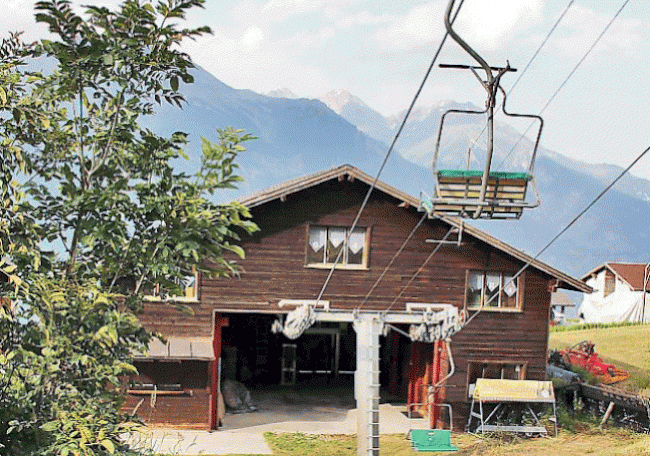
465;141;650;326
384;225;456;314
498;0;629;169
358;212;428;309
315;0;466;305
467;0;575;165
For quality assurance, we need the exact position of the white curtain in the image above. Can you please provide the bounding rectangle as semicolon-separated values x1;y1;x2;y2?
503;275;517;297
309;226;326;252
486;273;500;292
348;228;365;254
469;272;483;291
328;227;346;248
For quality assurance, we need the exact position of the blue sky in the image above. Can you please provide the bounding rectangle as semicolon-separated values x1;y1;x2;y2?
6;0;650;180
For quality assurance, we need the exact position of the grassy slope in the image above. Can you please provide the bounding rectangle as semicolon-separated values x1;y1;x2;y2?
253;431;650;456
549;324;650;393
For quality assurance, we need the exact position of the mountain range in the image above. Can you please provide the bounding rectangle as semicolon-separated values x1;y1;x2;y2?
145;65;649;282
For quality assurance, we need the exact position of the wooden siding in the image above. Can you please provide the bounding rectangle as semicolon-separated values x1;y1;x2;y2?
136;178;559;428
122;360;210;428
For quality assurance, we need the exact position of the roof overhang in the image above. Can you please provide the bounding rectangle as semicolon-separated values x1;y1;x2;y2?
237;164;591;294
135;337;213;361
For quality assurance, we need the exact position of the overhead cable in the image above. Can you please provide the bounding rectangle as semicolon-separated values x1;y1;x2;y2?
468;0;575;159
358;212;428;310
314;0;466;304
466;141;650;326
499;0;629;168
384;225;456;314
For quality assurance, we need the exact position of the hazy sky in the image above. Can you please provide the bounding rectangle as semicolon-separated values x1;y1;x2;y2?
5;0;650;179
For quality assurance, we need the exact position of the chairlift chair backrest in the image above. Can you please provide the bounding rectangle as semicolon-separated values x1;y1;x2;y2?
422;0;543;220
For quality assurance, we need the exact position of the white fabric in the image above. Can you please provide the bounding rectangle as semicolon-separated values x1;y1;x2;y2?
272;304;316;340
469;272;483;291
486;273;500;292
328;227;346;248
503;276;517;297
309;227;326;252
348;229;365;254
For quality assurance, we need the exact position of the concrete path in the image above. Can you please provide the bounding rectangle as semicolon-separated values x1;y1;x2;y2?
130;428;272;455
129;403;429;455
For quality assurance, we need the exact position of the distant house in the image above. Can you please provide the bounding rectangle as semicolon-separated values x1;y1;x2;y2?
578;262;650;323
126;164;590;430
550;291;576;325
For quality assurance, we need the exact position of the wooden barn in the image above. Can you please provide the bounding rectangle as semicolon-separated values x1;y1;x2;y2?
125;164;590;430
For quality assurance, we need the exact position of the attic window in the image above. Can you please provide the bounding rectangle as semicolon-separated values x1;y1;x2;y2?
466;270;522;311
604;270;615;297
306;225;369;269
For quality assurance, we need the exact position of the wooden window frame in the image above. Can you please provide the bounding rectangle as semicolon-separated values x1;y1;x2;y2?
143;269;200;303
464;270;524;312
305;224;371;270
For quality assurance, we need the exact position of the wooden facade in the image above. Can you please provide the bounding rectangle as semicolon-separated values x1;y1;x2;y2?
133;164;590;430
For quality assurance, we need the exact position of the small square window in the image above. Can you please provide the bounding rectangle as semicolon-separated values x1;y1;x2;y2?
307;225;368;268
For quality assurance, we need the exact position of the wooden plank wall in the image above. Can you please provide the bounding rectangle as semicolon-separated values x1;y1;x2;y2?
122;360;211;428
136;179;556;427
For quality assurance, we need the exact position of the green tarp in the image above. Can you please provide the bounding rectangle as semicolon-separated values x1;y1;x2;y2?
438;169;531;180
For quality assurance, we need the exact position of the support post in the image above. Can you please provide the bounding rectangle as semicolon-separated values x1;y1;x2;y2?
600;401;615;426
210;314;229;430
354;313;382;456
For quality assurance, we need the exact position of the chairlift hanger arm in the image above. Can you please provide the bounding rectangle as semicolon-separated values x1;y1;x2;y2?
497;86;543;175
439;63;517;72
432;106;487;175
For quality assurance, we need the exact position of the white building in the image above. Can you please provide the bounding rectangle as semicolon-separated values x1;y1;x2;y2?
578;262;650;323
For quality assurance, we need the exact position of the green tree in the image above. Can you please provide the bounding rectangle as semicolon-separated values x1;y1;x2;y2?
0;1;257;454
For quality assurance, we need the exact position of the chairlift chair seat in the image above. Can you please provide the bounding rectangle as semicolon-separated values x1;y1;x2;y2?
428;169;534;220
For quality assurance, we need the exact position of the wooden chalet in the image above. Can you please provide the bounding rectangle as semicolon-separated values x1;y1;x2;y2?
126;164;590;430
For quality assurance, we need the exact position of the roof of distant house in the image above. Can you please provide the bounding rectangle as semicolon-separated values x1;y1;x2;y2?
582;262;650;292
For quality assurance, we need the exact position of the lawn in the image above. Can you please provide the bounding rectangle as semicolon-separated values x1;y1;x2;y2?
162;324;650;456
182;430;650;456
549;323;650;394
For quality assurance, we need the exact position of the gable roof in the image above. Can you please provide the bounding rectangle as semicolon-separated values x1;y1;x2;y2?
582;262;650;292
551;291;575;308
238;164;591;293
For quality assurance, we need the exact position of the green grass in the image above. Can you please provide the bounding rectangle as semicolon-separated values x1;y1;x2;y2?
551;321;647;333
161;429;650;456
549;323;650;395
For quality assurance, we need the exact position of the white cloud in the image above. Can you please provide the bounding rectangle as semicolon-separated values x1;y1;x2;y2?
548;5;642;60
454;0;545;52
241;27;265;53
373;2;445;51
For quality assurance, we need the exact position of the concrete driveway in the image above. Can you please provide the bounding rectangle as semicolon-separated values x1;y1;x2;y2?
129;383;429;455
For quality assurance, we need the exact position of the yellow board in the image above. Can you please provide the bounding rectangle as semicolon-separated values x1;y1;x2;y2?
473;379;555;403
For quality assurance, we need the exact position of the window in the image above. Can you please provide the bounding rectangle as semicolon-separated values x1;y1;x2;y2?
307;225;368;268
604;270;615;297
466;270;521;310
466;361;527;398
144;269;199;302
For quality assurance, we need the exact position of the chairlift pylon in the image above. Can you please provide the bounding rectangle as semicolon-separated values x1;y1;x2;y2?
420;0;543;220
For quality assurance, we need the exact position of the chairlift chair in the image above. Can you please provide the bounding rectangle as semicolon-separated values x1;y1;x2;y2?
421;0;543;220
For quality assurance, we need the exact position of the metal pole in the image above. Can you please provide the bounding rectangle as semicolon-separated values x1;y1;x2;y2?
641;263;650;323
354;313;382;456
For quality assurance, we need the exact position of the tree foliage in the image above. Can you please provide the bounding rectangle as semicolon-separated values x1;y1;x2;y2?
0;1;258;454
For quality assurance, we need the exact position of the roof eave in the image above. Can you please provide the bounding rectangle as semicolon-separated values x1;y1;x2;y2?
236;164;591;294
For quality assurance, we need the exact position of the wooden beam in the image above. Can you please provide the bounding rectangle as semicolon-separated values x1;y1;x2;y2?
209;314;229;430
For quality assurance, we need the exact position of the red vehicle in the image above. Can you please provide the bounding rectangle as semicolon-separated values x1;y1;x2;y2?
559;341;629;385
